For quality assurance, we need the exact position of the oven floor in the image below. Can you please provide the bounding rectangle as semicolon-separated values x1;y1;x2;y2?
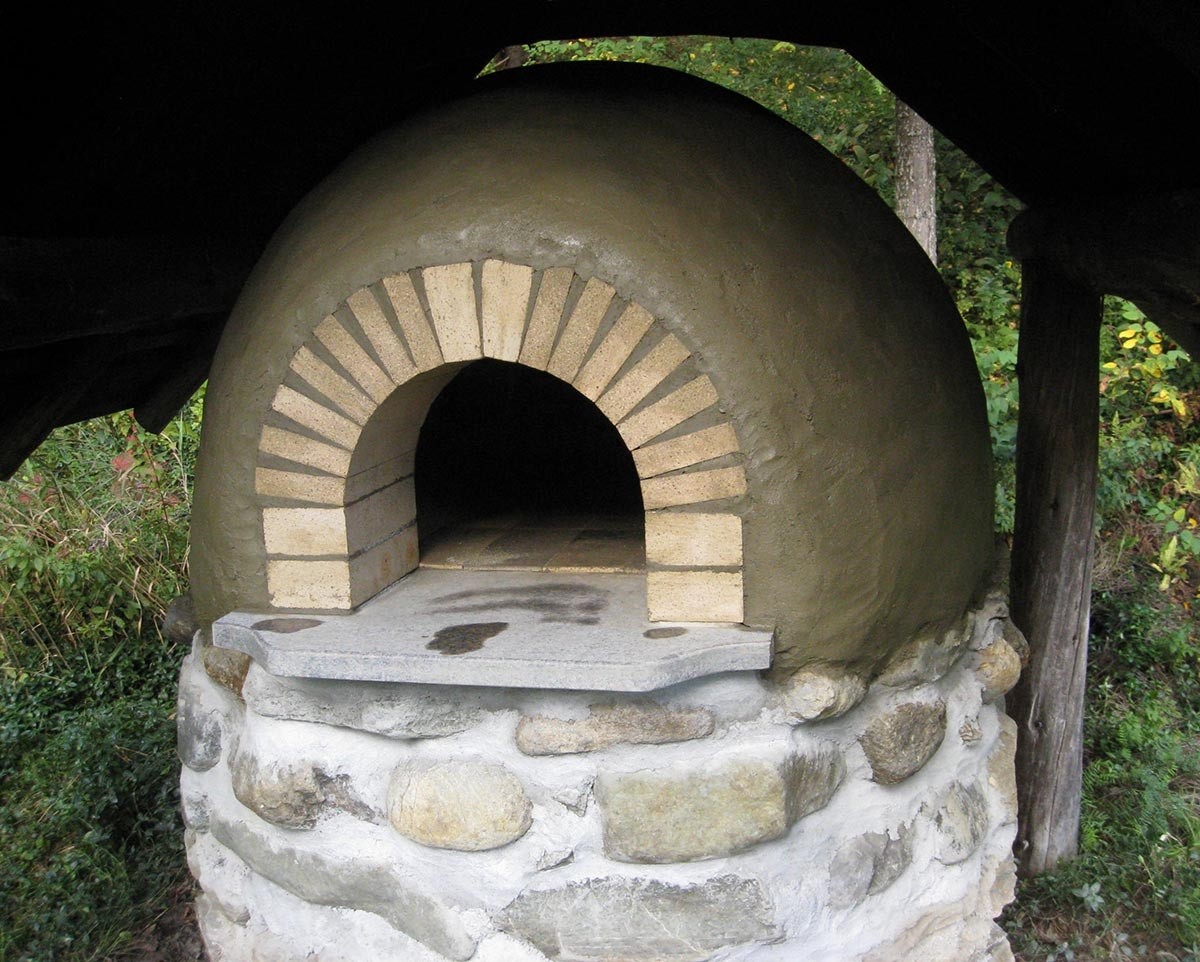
419;514;645;573
213;568;772;691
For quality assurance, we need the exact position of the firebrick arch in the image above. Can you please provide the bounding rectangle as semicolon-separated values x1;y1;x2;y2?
253;260;748;622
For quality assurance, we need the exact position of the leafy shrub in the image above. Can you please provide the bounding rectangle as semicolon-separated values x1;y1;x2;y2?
0;392;200;961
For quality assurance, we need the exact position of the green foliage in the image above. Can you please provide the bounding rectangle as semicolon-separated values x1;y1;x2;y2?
0;390;201;961
0;390;200;675
520;38;896;192
1004;589;1200;953
1097;301;1200;600
0;658;186;961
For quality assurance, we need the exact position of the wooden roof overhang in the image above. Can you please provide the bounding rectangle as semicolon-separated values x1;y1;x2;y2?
1;2;1197;476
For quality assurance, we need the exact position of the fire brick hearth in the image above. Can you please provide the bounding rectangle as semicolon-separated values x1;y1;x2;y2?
180;64;1019;962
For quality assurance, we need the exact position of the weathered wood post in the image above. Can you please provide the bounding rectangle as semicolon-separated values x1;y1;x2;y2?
1007;193;1199;874
1006;252;1102;875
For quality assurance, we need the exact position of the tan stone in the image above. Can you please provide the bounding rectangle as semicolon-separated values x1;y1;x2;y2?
262;506;347;557
230;747;326;830
596;334;692;423
988;855;1018;917
267;559;351;610
481;259;533;362
986;714;1019;826
647;570;743;622
314;314;396;404
973;636;1022;702
617;375;718;449
633;422;740;478
572;303;655;400
388;759;531;851
641;465;747;510
860;700;947;784
645;512;742;567
270;385;363;449
381;272;444;371
781;666;868;722
259;426;352;477
348;525;419;604
347;287;418;384
423;263;481;362
596;750;843;862
516;702;715;755
202;643;252;696
518;267;573;370
288;346;377;423
863;891;1004;962
547;277;614;382
255;468;344;505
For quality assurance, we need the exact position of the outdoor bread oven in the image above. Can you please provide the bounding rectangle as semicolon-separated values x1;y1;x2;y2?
178;64;1024;961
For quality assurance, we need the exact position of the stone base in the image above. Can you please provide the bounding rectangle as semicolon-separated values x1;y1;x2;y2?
179;594;1021;962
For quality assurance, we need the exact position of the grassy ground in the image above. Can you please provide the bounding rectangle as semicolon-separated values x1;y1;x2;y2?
1003;584;1200;962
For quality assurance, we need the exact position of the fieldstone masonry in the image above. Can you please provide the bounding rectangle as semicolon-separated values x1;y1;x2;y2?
180;580;1025;961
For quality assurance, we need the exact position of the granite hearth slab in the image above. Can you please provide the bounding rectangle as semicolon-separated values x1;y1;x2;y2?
213;569;772;691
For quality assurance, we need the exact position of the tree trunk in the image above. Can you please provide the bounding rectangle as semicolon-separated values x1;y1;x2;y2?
894;100;937;264
1008;259;1101;875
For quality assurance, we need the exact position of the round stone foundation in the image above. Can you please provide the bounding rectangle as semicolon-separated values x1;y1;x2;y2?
180;584;1022;962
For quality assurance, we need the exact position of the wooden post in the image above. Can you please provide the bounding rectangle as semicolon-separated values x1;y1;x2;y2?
1008;258;1102;875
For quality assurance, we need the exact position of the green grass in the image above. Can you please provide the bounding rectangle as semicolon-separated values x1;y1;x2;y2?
1003;588;1200;961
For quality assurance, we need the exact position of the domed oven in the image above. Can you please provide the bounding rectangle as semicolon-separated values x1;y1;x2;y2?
179;64;1022;962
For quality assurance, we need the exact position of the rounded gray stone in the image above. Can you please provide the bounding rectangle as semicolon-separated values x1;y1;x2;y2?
177;691;223;772
242;662;482;738
501;875;781;961
930;781;990;864
209;813;476;960
177;655;224;771
828;824;913;909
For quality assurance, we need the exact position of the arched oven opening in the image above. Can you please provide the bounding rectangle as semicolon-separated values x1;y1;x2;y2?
416;358;645;573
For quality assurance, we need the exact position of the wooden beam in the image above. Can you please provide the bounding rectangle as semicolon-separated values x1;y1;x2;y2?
1008;190;1200;358
1008;258;1101;875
